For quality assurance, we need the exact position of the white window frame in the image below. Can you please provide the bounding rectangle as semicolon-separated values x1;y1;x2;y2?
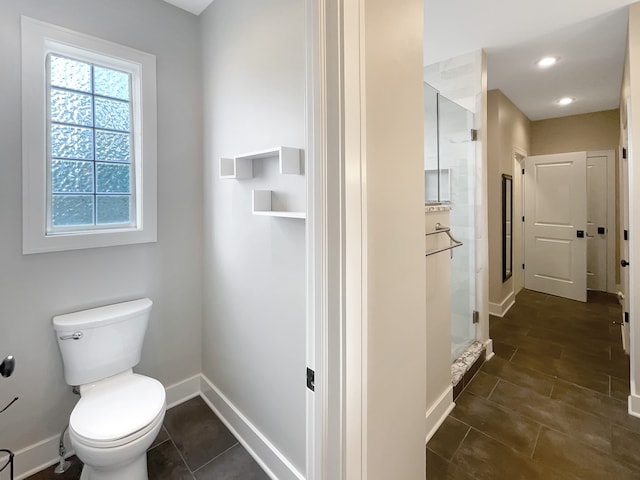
21;17;157;254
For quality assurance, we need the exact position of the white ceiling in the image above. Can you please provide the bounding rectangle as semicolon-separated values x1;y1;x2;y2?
162;0;213;16
425;0;635;120
164;0;635;121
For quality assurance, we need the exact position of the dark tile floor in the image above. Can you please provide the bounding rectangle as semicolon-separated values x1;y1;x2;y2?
427;289;640;479
27;396;269;480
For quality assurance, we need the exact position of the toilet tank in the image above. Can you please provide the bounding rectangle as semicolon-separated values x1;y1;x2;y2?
53;298;153;386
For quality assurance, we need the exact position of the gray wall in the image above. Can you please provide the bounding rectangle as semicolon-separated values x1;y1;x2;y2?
0;0;203;450
200;0;307;472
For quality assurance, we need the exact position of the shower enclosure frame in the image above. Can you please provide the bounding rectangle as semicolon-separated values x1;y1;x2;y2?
424;83;480;361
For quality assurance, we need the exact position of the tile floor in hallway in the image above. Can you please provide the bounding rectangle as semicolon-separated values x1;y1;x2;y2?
27;396;269;480
427;289;639;479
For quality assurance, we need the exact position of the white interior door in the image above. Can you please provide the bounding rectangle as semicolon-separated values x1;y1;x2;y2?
586;155;608;291
524;152;587;302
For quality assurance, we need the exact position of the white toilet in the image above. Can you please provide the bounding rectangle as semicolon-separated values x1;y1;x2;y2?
53;298;166;480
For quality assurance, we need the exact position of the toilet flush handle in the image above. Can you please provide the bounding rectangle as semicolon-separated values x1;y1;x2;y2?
59;331;83;341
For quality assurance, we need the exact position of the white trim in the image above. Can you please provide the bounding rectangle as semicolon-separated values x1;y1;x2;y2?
21;16;157;254
424;385;454;443
306;0;347;478
488;290;516;317
343;0;366;478
484;339;495;361
200;374;304;480
164;374;201;408
10;374;201;479
629;393;640;418
305;0;321;478
13;434;69;480
628;81;639;418
475;50;491;353
512;148;528;295
586;150;617;293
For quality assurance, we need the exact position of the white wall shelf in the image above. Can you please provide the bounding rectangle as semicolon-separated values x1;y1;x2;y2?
219;157;252;179
219;146;301;179
220;146;305;219
252;190;306;219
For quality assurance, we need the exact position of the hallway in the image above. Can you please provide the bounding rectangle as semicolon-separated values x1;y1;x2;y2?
427;289;640;479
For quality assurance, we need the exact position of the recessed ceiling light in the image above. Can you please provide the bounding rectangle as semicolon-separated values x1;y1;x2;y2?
557;97;574;106
537;56;558;68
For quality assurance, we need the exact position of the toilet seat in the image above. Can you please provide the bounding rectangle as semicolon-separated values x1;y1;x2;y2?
70;373;166;449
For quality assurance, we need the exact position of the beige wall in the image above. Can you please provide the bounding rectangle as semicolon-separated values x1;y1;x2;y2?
358;0;427;477
487;89;531;309
531;110;620;155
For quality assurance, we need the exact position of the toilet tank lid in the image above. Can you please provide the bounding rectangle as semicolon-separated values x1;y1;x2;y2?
53;298;152;331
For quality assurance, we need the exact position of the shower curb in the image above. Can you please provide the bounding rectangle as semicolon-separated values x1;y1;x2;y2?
451;341;485;399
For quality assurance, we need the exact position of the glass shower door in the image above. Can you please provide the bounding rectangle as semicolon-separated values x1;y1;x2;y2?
437;95;477;361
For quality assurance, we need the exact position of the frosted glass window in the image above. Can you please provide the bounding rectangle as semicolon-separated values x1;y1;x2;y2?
49;55;91;93
96;131;130;162
50;89;93;126
96;163;130;193
22;17;157;254
47;53;134;231
94;66;130;101
51;125;94;160
96;196;131;224
52;195;94;226
51;160;94;193
95;97;131;131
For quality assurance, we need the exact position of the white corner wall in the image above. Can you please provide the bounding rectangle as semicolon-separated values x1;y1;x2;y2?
200;0;307;476
0;0;203;474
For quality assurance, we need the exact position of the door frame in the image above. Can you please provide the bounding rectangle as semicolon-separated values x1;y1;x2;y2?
512;147;527;296
519;150;617;304
305;0;346;478
306;0;428;478
585;150;618;293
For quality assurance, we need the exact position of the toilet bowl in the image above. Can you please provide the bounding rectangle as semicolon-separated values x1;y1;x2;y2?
70;371;166;480
53;298;165;480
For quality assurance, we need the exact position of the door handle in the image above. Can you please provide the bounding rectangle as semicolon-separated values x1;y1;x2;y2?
577;230;584;238
598;227;606;235
621;260;630;267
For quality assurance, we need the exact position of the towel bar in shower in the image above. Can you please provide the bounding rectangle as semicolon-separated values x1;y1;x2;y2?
425;222;463;257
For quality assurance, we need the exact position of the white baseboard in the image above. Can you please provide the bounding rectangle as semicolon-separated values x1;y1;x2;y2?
483;339;494;361
488;291;516;318
199;374;303;480
13;433;67;480
629;393;640;418
165;373;201;408
12;374;202;480
425;385;454;444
